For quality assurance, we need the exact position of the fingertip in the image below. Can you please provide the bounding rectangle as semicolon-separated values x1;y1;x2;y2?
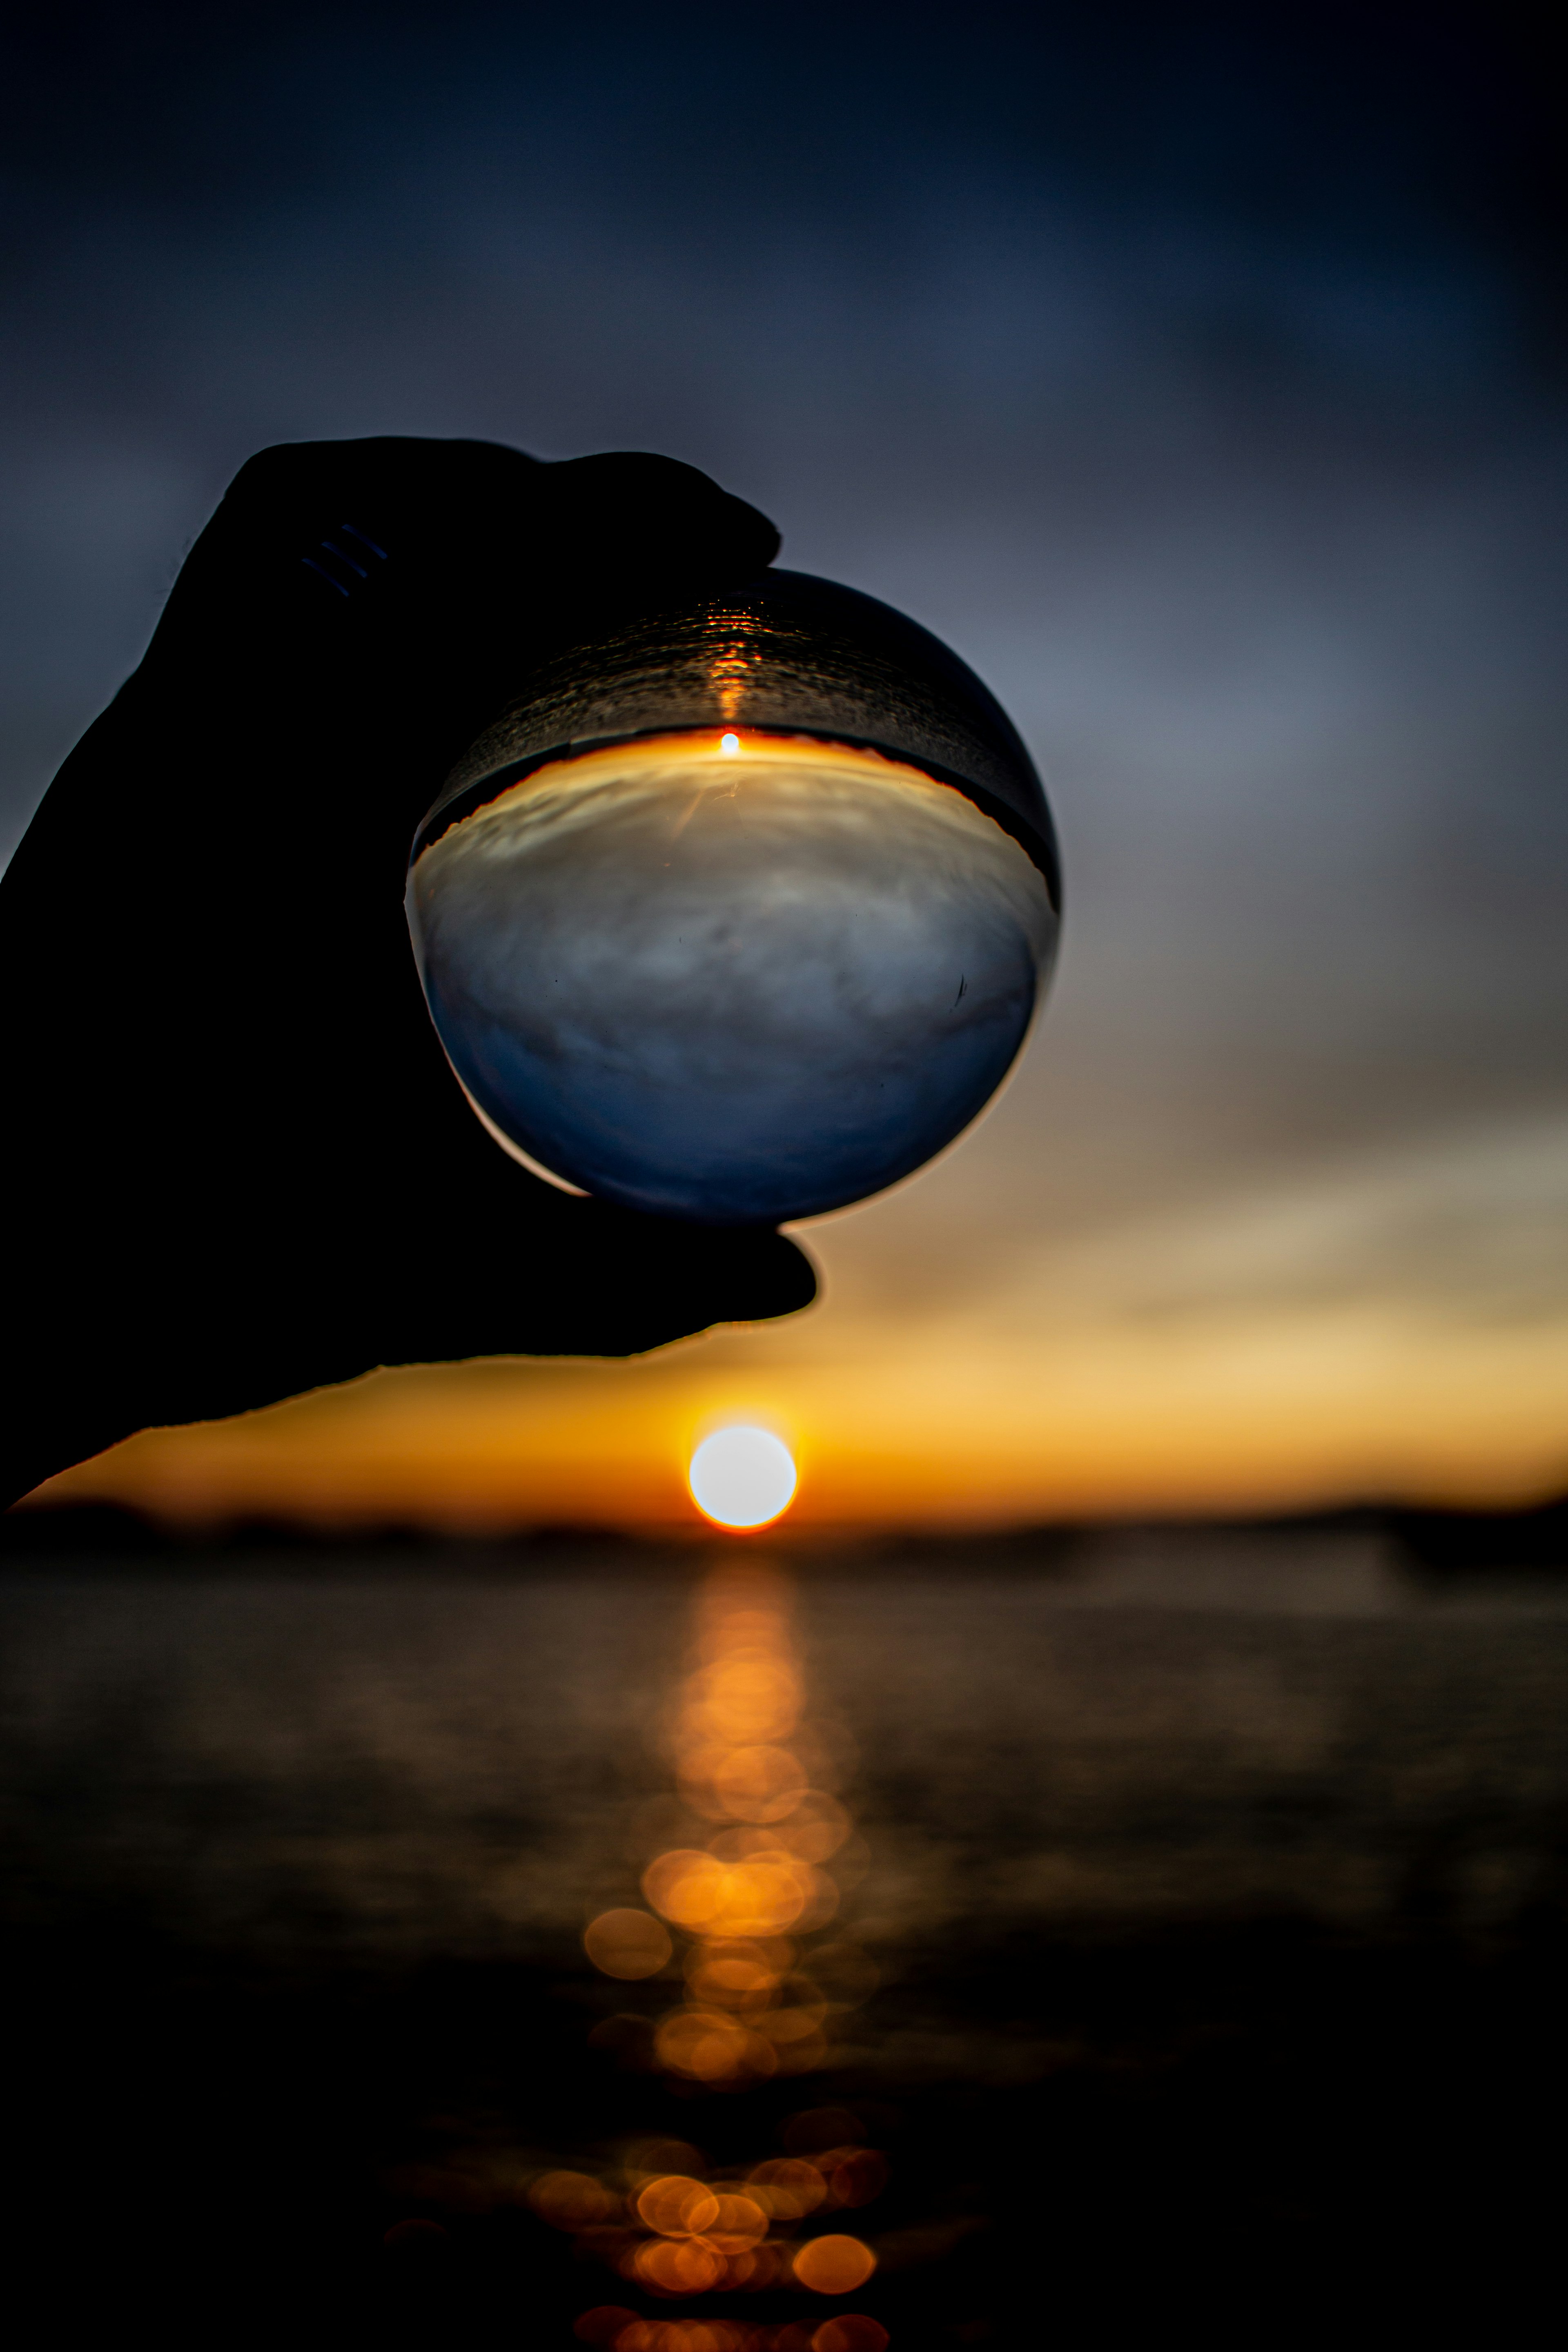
552;1205;819;1355
670;1221;819;1336
731;1226;819;1323
542;450;781;577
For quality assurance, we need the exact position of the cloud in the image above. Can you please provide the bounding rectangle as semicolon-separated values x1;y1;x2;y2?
989;1111;1568;1332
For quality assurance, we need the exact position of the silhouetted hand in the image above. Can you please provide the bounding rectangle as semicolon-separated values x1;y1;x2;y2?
0;438;816;1508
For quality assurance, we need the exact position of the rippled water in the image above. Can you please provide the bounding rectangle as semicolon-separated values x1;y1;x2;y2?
2;1527;1564;2346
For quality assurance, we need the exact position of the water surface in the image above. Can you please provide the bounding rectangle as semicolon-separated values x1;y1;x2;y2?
2;1526;1562;2346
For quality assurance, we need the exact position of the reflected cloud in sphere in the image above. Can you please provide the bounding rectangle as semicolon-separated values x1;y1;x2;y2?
408;733;1056;1225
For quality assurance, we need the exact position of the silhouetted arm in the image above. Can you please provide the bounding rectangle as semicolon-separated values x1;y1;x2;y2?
0;438;814;1509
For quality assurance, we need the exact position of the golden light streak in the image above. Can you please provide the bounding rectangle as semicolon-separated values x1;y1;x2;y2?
554;1560;888;2336
23;1114;1568;1531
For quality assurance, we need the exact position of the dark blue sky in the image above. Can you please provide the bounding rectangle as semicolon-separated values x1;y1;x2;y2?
7;3;1568;1512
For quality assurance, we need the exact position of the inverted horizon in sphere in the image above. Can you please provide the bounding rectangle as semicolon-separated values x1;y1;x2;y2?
407;732;1056;1225
689;1426;797;1529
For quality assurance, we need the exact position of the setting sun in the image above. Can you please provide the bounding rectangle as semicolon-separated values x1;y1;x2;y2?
688;1425;797;1530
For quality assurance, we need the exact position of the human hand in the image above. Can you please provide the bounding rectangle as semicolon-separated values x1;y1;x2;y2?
0;438;815;1508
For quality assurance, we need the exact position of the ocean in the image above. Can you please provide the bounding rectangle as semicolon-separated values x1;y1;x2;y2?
2;1521;1563;2345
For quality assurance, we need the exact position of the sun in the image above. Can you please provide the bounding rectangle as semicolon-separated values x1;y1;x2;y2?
688;1426;797;1530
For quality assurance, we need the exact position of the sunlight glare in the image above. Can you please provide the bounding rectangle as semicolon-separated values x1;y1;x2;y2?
688;1426;797;1529
719;731;740;753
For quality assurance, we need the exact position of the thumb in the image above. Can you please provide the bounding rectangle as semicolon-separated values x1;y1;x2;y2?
386;1197;819;1365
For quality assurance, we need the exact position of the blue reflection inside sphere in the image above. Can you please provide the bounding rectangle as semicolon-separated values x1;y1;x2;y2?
407;733;1056;1225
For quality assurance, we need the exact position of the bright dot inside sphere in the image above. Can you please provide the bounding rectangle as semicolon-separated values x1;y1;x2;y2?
719;731;740;753
688;1426;797;1529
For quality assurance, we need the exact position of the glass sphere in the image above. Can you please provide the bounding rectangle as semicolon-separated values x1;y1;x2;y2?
406;574;1058;1225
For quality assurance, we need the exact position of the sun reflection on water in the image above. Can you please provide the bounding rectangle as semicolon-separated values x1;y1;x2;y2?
557;1557;886;2348
599;1557;869;2088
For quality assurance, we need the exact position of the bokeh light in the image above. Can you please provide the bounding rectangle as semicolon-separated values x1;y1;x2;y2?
555;1565;888;2341
813;2321;889;2352
688;1428;797;1530
637;2175;722;2237
625;1563;869;2088
585;1908;675;1980
574;2312;639;2346
574;2310;886;2350
791;2236;877;2295
530;2170;619;2230
747;2159;828;2218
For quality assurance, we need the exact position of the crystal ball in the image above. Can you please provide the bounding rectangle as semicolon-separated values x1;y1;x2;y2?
406;729;1056;1225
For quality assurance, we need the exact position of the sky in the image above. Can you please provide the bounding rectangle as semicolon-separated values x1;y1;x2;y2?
5;2;1567;1527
